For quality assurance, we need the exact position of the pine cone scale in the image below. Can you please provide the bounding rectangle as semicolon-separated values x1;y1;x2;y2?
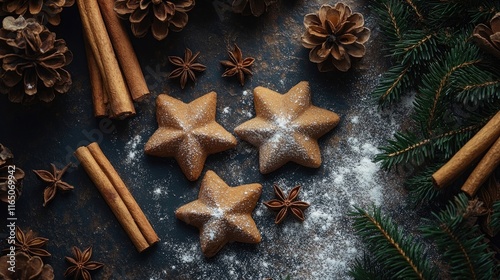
169;11;187;30
151;18;169;40
29;0;43;15
129;8;149;23
153;2;168;21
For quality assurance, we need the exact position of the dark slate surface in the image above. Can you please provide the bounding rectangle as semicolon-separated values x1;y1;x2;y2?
0;1;412;279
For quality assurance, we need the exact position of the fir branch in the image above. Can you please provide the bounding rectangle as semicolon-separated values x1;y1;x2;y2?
393;31;439;66
375;122;482;170
349;254;392;280
349;207;437;280
375;131;432;170
490;200;500;236
404;0;424;22
413;40;481;134
370;0;412;47
373;64;411;106
454;70;500;105
423;0;474;27
468;2;500;23
405;163;444;207
420;194;496;280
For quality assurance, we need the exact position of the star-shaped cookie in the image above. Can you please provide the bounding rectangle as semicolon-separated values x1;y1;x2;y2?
144;92;237;181
175;170;262;258
234;81;340;174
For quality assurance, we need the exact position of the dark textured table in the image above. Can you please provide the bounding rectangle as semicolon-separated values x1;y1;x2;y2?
0;0;413;279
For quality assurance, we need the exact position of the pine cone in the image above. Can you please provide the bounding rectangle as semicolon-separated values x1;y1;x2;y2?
301;3;370;72
0;0;75;26
473;12;500;59
232;0;276;17
115;0;195;41
0;252;54;280
0;16;73;103
0;143;24;203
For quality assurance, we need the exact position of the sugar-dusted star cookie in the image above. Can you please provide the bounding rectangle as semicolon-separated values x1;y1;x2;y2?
175;170;262;257
234;81;340;174
145;92;237;181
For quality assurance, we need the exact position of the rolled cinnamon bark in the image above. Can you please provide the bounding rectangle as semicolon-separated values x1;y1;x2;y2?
75;143;158;252
87;142;159;245
84;39;107;117
461;137;500;197
77;0;135;118
432;111;500;188
97;0;149;101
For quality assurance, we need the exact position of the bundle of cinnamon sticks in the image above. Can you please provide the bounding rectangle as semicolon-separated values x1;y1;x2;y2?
75;142;159;252
432;111;500;197
77;0;149;119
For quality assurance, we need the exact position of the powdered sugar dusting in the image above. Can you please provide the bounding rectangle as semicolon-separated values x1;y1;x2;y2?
134;88;414;279
125;135;142;163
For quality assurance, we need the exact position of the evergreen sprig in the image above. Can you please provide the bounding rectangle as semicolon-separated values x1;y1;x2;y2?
420;194;497;280
349;207;437;280
412;39;481;134
453;68;500;105
370;0;412;47
490;201;500;237
405;163;444;207
349;254;393;280
364;1;499;277
372;64;411;106
375;121;481;170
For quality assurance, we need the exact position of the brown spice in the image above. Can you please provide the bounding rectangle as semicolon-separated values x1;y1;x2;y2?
75;142;159;252
264;185;310;224
33;163;74;207
168;48;207;89
64;246;103;280
14;226;51;257
221;44;255;86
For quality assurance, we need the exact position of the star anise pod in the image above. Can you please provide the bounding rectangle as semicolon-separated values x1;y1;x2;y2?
168;48;206;89
14;226;51;257
64;246;103;280
264;185;310;224
221;44;255;86
33;163;73;207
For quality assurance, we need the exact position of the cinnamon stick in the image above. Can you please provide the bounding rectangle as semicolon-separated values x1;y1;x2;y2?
461;136;500;197
87;142;159;245
75;143;158;252
433;111;500;188
84;39;107;117
97;0;149;101
77;0;135;118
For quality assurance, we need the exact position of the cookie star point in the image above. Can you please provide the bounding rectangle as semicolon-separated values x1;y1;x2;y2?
145;93;237;181
235;81;340;174
175;170;262;258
